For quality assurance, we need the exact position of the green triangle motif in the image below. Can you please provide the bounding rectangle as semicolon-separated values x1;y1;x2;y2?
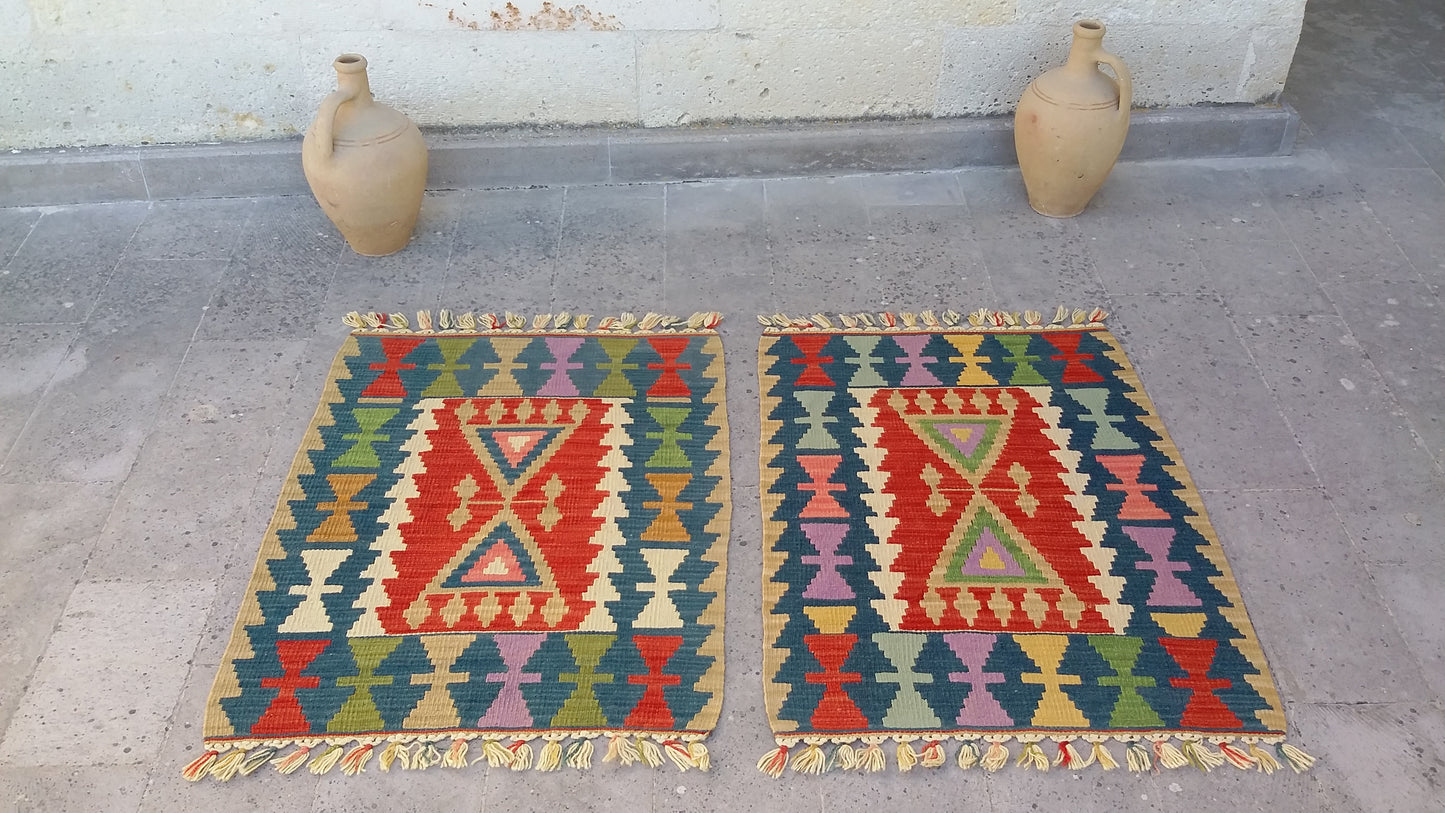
915;416;1004;474
441;524;544;588
942;510;1047;584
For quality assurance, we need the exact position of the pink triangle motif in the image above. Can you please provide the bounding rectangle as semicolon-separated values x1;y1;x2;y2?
488;429;549;468
462;540;528;583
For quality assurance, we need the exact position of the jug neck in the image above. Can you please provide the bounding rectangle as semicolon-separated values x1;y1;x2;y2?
1064;20;1107;73
333;54;373;104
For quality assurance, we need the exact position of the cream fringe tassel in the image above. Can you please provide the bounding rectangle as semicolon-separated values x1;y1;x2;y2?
757;306;1108;333
755;734;1314;777
186;732;711;781
344;310;722;335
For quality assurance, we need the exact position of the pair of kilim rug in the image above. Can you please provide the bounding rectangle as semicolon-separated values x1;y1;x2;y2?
188;307;1312;781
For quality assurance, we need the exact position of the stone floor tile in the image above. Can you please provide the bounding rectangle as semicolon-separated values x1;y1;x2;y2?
666;264;772;319
313;762;488;812
1073;164;1187;236
1249;157;1421;285
814;767;989;813
1290;702;1445;813
659;767;821;813
1397;122;1445;180
0;766;150;813
1371;563;1445;703
665;180;771;283
196;197;343;340
765;176;888;311
717;353;761;490
1235;313;1426;483
1346;166;1445;284
1110;294;1318;490
123;198;257;261
970;760;1327;813
483;762;649;813
190;477;284;670
1302;113;1429;170
665;181;771;316
847;171;966;208
83;470;264;582
0;207;40;267
861;203;992;308
0;324;78;460
1295;10;1438;92
0;483;118;737
1328;279;1445;464
1204;489;1434;705
0;259;226;483
1132;163;1285;244
956;167;1079;242
553;184;666;314
442;186;563;314
256;333;353;483
1083;231;1208;297
164;338;310;421
768;230;899;314
764;176;870;237
0;203;149;324
1238;311;1445;567
90;254;226;329
1192;238;1335;318
1322;476;1445;571
0;580;216;767
974;233;1109;311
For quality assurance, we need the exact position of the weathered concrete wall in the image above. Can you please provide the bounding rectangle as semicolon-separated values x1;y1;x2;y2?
0;0;1307;149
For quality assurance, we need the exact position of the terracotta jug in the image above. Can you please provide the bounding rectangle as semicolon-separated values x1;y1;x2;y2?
1013;20;1132;217
302;54;428;256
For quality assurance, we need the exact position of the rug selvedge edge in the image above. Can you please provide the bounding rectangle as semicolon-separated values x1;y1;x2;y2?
188;320;730;781
754;310;1317;778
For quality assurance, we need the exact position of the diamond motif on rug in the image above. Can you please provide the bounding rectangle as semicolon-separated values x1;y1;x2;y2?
759;314;1308;776
196;314;729;780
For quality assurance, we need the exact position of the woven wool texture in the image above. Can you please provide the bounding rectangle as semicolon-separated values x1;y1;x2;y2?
759;318;1292;768
201;319;729;776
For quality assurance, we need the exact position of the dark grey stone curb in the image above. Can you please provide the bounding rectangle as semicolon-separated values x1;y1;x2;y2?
0;105;1297;207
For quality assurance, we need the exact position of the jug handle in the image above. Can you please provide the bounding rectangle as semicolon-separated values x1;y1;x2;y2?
312;87;359;161
1096;50;1133;122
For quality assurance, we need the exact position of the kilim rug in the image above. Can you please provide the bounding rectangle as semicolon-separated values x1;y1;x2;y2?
188;310;729;781
757;308;1313;777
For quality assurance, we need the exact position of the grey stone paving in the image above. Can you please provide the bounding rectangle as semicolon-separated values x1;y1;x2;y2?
1;0;1443;810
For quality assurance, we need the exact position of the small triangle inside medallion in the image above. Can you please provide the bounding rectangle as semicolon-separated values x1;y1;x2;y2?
940;511;1046;585
443;524;543;588
959;528;1027;577
466;425;565;478
916;417;1003;473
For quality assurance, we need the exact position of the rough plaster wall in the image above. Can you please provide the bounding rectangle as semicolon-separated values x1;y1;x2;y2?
0;0;1307;149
